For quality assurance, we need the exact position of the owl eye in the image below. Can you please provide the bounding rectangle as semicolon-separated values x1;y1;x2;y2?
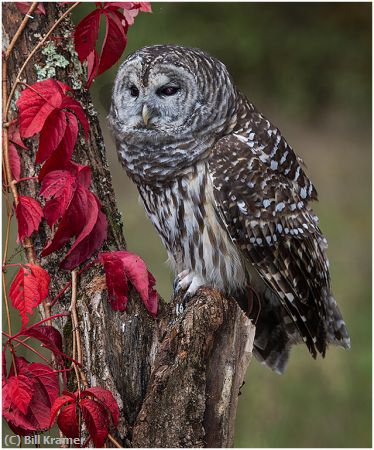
157;86;180;97
130;85;139;97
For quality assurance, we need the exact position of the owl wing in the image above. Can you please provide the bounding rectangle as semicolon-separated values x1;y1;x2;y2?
209;129;349;363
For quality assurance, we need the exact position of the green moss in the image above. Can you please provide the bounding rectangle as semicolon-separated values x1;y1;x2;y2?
34;41;69;81
65;38;84;90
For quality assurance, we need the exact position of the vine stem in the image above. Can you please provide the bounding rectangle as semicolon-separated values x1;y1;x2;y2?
15;176;39;184
4;3;38;61
3;212;12;266
5;1;80;118
2;272;17;375
11;313;71;339
70;270;89;389
107;434;122;449
50;260;96;306
2;332;50;364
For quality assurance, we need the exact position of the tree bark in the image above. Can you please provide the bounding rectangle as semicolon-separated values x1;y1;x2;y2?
3;3;255;447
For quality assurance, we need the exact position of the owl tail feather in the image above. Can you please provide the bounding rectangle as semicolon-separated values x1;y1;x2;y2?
237;287;298;374
238;289;350;374
325;295;351;349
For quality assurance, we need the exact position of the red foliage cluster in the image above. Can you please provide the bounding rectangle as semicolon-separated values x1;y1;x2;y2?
50;387;120;447
99;251;158;317
15;79;106;268
74;2;152;86
40;166;107;270
3;356;59;435
16;79;89;165
3;2;155;446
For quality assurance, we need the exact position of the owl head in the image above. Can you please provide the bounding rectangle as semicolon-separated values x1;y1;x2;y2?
109;45;237;146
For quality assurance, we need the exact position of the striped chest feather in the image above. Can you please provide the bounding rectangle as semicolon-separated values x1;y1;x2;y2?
137;163;247;293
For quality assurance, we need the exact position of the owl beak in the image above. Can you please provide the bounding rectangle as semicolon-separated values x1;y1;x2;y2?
142;104;151;126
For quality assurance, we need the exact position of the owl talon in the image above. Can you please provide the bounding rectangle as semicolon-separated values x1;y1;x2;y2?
175;302;185;316
173;269;192;296
182;291;193;306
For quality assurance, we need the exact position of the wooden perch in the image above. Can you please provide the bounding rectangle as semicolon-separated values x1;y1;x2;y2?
132;288;255;448
3;3;255;447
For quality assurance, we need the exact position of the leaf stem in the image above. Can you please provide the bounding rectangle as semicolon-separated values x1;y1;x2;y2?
50;260;96;306
2;274;17;376
3;332;50;364
2;273;13;338
2;213;12;266
108;434;122;448
15;176;39;184
10;312;71;339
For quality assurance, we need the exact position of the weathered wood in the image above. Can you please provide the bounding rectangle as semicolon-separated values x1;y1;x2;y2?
3;4;255;447
132;289;255;448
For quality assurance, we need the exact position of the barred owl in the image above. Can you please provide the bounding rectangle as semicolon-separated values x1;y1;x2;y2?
109;45;350;373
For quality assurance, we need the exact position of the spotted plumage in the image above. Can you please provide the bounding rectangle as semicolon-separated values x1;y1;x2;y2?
109;44;350;373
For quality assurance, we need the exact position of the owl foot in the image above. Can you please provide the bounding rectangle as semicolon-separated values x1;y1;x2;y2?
173;269;191;295
173;270;205;315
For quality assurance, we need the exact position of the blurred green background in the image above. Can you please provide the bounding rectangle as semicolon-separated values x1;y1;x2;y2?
2;3;371;448
85;3;371;447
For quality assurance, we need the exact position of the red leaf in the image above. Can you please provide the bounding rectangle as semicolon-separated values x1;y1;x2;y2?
42;184;90;257
3;359;59;435
8;122;28;180
38;118;79;181
41;178;107;270
74;1;151;84
60;208;107;270
106;2;152;26
74;163;92;188
58;189;99;267
57;403;80;439
99;251;158;317
28;265;50;300
74;9;101;62
9;264;50;328
49;393;76;428
37;109;67;164
40;170;77;226
17;80;88;168
16;196;43;242
28;363;60;406
119;4;141;26
41;183;93;248
2;351;7;387
80;398;109;448
81;387;119;426
18;325;64;364
60;97;90;139
16;2;46;15
86;49;99;88
99;252;129;311
97;11;127;76
9;123;29;150
137;2;152;13
16;79;68;138
4;374;34;414
119;251;158;317
8;142;21;181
